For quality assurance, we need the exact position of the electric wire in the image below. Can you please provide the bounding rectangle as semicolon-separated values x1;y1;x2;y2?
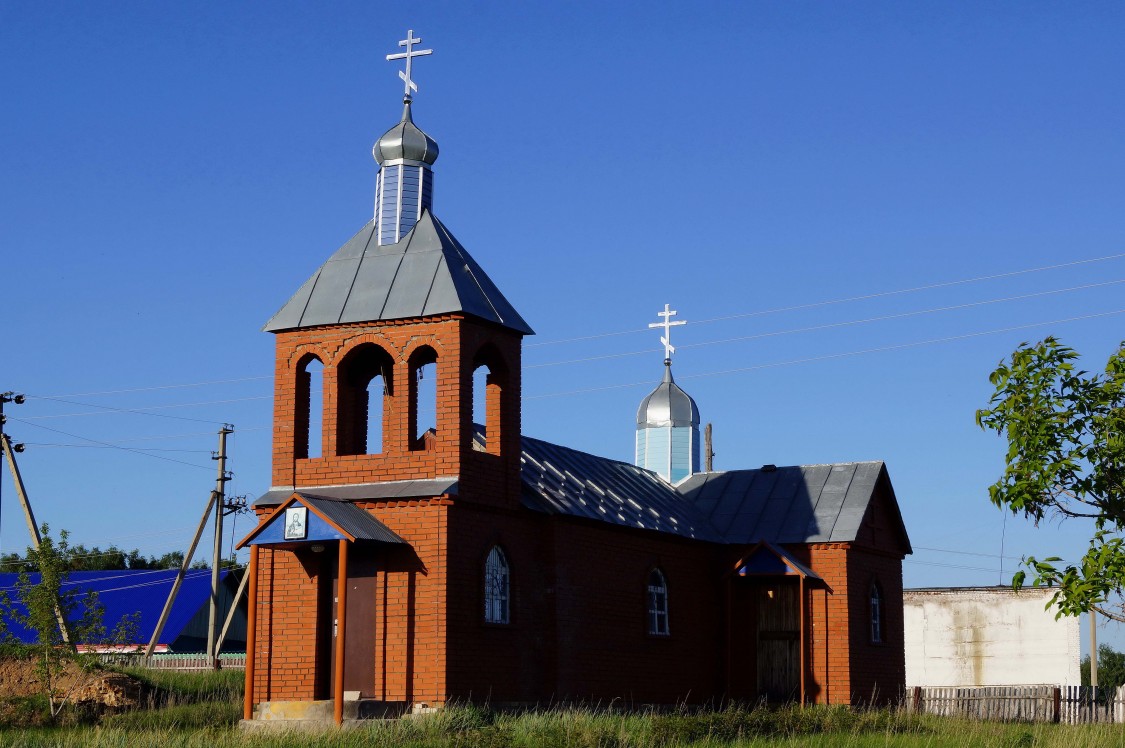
527;278;1125;369
4;418;215;472
30;377;272;400
20;395;270;423
526;251;1125;347
525;307;1125;400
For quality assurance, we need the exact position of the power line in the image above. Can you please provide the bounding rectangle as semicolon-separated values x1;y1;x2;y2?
5;418;215;472
527;278;1125;370
20;395;269;424
526;307;1125;400
30;376;272;400
21;443;213;453
527;251;1125;347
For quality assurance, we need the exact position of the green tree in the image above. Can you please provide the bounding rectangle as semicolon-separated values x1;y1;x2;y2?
976;337;1125;620
0;525;139;720
1081;645;1125;689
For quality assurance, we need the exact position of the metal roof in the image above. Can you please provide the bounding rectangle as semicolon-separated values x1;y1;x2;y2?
676;461;910;548
254;477;458;507
520;435;721;541
373;100;438;165
522;441;908;551
296;494;407;545
637;363;699;427
263;210;533;335
0;569;234;647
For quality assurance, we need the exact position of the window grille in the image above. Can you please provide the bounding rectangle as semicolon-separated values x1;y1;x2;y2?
647;568;669;635
484;546;509;624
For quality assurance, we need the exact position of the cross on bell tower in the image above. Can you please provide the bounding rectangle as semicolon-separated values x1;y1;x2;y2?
386;29;433;102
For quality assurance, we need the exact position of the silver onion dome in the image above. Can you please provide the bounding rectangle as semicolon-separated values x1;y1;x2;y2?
637;361;700;428
373;99;439;165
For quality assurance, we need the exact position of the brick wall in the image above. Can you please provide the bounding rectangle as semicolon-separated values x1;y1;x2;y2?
270;315;523;505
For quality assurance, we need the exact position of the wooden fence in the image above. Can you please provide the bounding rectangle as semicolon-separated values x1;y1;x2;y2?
909;685;1125;724
95;653;247;671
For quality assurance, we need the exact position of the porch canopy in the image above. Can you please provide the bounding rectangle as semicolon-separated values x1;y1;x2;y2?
236;492;407;549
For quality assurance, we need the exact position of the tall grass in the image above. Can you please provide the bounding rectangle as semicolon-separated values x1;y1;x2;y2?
3;703;1125;748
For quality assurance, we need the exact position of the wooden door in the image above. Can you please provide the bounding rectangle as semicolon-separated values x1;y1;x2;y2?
756;582;799;702
329;547;380;698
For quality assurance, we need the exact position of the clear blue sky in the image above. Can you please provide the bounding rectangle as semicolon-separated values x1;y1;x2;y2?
3;3;1124;650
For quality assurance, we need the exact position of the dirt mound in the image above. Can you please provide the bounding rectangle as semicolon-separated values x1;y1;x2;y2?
0;656;141;708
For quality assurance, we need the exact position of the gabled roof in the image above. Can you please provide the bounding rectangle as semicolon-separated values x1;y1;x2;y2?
238;493;408;548
263;210;533;335
676;462;911;551
0;569;234;647
522;439;910;552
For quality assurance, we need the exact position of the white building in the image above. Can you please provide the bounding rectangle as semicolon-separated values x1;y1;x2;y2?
905;586;1080;687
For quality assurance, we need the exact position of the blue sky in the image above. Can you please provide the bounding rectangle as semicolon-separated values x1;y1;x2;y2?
2;3;1124;649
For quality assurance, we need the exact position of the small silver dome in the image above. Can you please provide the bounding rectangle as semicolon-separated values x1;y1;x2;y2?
373;99;439;165
637;362;700;428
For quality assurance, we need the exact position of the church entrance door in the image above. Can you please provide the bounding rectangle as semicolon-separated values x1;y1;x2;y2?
756;581;799;702
326;546;380;698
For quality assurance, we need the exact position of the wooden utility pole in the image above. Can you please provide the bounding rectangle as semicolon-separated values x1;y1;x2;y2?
1;392;72;648
145;491;218;661
1090;608;1099;688
704;422;714;472
206;425;233;669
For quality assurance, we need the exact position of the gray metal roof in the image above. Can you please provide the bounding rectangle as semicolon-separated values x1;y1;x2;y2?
522;439;908;551
263;210;533;335
519;435;720;541
676;461;910;549
373;100;438;165
637;363;699;427
255;477;458;507
297;494;408;545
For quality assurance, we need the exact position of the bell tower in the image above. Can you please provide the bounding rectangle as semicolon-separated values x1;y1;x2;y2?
263;31;533;507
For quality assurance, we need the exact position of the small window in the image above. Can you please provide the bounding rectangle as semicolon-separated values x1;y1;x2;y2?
484;546;509;624
647;568;669;635
870;581;884;643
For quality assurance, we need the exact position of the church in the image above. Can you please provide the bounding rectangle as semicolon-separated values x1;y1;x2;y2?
238;32;912;724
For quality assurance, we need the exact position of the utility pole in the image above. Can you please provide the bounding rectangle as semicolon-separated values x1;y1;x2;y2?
1090;607;1099;689
1;391;73;648
704;422;714;472
207;425;234;669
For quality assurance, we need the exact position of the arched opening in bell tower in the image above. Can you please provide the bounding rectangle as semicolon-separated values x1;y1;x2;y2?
409;346;438;451
295;355;324;459
472;344;508;456
336;343;394;456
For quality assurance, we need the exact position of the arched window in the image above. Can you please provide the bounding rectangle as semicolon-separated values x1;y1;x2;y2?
409;346;438;451
647;568;669;635
484;546;509;624
870;581;884;643
295;356;324;459
336;344;394;456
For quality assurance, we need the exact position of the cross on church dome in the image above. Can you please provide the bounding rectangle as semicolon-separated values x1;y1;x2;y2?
648;304;686;363
386;29;433;101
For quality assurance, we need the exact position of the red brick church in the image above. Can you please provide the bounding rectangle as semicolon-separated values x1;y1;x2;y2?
238;33;911;724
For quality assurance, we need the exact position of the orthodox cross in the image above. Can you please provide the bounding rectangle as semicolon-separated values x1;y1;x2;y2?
386;29;433;100
649;304;686;362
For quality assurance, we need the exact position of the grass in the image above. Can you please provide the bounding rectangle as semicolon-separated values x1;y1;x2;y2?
2;697;1125;748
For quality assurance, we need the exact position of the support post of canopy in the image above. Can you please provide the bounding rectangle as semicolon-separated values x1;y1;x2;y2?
333;539;348;725
243;545;259;721
799;575;806;706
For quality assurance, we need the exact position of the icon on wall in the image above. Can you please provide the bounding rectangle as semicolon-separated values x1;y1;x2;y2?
285;505;308;540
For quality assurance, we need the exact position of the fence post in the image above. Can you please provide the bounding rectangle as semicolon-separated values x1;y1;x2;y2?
1052;686;1061;724
913;686;922;714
